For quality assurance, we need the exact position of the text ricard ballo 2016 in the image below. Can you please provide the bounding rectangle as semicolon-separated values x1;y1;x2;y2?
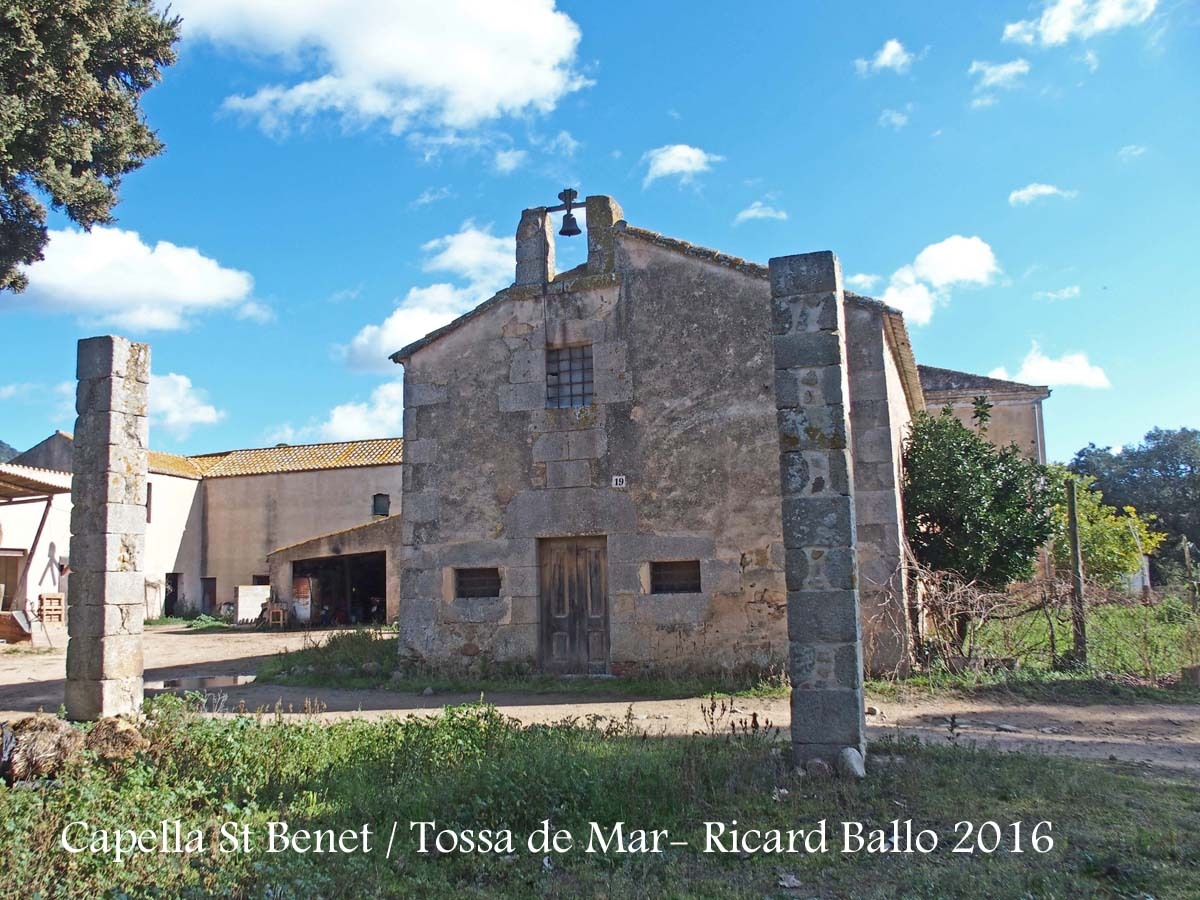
61;818;1055;862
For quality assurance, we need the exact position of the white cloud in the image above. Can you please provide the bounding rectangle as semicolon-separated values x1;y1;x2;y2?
1118;144;1147;161
494;148;528;173
236;301;275;323
18;227;254;331
854;39;915;75
329;286;362;303
412;186;451;207
176;0;588;136
970;95;998;109
0;384;32;401
847;273;881;291
318;380;406;441
546;130;581;157
911;236;1000;289
641;144;724;187
987;366;1012;379
1008;182;1078;205
1034;285;1081;300
878;108;909;129
150;373;226;440
968;59;1031;91
1080;49;1100;71
880;236;1000;325
733;201;788;225
1004;0;1157;46
881;266;938;325
996;341;1111;387
341;222;514;373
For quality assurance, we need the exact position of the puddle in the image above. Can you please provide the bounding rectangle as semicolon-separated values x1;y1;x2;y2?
144;675;256;691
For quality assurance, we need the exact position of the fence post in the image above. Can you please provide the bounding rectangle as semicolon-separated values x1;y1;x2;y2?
1066;477;1087;666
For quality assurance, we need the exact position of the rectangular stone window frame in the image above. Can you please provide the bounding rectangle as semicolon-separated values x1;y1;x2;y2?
647;560;703;595
545;343;594;408
372;492;391;517
454;567;502;600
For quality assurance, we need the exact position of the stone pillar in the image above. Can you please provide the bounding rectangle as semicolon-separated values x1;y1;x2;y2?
65;336;149;720
770;251;866;765
584;195;623;274
515;207;554;286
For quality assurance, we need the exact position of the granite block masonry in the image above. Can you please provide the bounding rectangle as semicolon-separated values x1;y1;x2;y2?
770;251;867;765
65;335;149;720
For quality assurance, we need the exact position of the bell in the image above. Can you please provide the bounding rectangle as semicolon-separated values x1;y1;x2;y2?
559;211;582;237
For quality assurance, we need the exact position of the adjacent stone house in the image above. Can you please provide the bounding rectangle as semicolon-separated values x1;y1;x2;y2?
389;195;942;675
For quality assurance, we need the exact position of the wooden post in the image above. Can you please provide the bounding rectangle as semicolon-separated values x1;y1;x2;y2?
1066;477;1087;665
1183;536;1197;614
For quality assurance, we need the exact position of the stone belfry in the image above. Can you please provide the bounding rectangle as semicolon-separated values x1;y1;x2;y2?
64;335;149;720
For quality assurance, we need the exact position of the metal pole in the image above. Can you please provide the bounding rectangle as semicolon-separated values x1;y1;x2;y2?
1066;478;1087;665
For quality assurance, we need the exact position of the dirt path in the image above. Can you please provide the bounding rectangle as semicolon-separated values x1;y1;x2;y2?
3;626;1197;774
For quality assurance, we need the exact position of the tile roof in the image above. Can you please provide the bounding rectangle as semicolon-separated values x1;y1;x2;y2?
196;438;404;478
918;365;1049;397
147;450;205;480
12;434;404;481
0;462;72;499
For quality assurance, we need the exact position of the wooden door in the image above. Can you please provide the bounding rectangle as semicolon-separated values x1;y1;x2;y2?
201;577;216;614
539;537;609;674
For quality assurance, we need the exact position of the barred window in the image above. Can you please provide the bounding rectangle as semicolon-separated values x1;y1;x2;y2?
650;561;702;594
546;344;593;408
455;567;502;599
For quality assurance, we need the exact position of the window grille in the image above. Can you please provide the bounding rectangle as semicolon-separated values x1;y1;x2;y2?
455;567;502;599
546;344;594;408
649;560;702;594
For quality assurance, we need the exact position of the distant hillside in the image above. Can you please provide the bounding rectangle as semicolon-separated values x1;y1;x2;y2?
0;440;19;463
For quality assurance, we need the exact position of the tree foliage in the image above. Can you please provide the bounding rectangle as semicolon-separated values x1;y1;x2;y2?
1046;464;1165;588
1071;428;1200;580
903;404;1056;587
0;0;180;291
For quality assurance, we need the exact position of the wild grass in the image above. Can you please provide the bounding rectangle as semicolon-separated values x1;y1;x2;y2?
0;697;1196;898
256;629;792;699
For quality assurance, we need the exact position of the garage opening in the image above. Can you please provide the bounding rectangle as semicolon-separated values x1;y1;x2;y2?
292;551;386;626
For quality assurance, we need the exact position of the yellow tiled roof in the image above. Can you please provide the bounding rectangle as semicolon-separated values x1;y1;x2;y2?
147;450;205;480
196;438;404;478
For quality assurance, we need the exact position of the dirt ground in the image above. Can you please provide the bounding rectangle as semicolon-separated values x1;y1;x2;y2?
2;625;1197;774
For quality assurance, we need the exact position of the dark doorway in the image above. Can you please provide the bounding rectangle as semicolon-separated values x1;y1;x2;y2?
538;537;609;675
292;551;386;626
200;577;216;614
164;573;180;617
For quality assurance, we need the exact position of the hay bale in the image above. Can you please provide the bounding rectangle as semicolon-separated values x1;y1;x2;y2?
4;714;83;782
84;717;149;761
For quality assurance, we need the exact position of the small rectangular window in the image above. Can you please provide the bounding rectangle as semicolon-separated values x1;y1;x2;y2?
650;560;702;594
372;493;391;517
145;481;153;523
546;344;593;408
455;567;502;599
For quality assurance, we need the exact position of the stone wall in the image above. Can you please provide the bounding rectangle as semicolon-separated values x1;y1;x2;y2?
65;336;149;720
395;197;788;674
845;299;912;672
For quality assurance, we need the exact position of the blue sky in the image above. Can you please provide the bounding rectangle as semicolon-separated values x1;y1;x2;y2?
2;0;1197;463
